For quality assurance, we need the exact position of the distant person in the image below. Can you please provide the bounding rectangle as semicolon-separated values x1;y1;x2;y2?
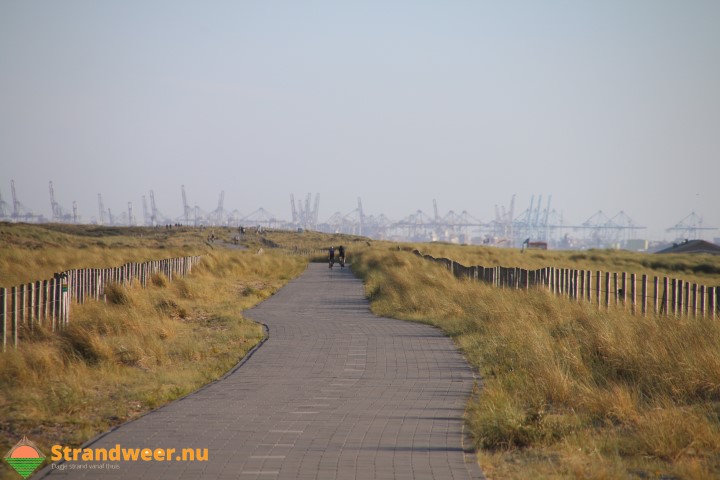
338;245;346;268
521;237;530;253
328;246;335;268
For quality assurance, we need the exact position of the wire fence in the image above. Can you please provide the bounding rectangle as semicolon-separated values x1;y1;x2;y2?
414;250;719;319
0;256;202;352
283;247;327;257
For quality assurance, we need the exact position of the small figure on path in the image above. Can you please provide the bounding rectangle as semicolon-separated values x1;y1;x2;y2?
338;245;346;268
328;246;335;268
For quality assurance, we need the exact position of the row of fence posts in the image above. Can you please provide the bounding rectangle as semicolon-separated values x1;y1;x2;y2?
0;256;202;352
287;247;326;256
414;251;718;319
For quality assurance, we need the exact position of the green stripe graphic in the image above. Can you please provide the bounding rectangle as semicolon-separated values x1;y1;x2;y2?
4;457;45;479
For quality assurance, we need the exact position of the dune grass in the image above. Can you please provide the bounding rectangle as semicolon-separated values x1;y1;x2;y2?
0;225;306;480
353;247;720;479
0;222;254;287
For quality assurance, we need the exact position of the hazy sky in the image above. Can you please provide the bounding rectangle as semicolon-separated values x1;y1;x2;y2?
1;1;719;240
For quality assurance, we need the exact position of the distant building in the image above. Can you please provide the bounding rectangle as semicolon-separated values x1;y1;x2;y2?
625;239;649;251
655;239;720;255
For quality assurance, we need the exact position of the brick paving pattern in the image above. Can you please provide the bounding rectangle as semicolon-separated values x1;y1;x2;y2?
41;264;483;479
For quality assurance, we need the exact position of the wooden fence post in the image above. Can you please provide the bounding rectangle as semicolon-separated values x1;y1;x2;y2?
567;269;571;297
613;273;619;306
69;270;76;301
641;274;647;316
604;272;610;309
576;270;582;299
630;273;636;314
55;275;62;329
1;288;6;353
84;268;90;302
684;281;690;317
692;284;698;317
18;283;26;328
576;270;581;300
28;282;35;330
11;286;18;349
621;272;627;309
78;269;84;304
566;269;571;297
596;271;601;308
50;277;57;332
653;276;659;315
60;274;70;326
672;279;678;316
35;280;42;327
43;280;50;324
577;270;581;300
89;268;94;300
586;270;592;302
700;285;706;318
710;287;716;320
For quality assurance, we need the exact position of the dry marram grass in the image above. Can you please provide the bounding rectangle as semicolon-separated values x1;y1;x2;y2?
353;247;720;479
0;225;306;480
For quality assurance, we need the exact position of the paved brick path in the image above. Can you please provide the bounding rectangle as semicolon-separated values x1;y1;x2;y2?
41;264;483;479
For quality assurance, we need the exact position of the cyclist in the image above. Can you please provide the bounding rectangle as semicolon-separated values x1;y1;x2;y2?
328;246;335;268
338;245;346;268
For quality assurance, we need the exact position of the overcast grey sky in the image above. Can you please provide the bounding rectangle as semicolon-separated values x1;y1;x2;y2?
1;0;718;240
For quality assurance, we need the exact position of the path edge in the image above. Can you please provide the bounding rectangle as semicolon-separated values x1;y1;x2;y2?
35;322;271;478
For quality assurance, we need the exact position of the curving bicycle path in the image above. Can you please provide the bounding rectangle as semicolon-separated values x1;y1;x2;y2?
41;263;483;479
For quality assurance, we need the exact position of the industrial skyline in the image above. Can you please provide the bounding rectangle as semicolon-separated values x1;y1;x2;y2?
1;179;716;250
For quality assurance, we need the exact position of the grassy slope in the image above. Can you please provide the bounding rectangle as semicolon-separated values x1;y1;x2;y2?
0;224;306;480
353;246;720;480
0;223;247;287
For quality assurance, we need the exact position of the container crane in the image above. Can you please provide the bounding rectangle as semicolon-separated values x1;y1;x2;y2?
98;194;106;225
